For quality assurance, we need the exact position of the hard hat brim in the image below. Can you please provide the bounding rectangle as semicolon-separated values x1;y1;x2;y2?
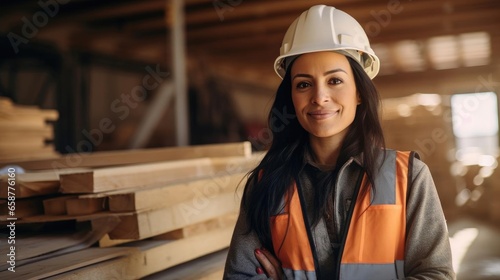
274;48;380;80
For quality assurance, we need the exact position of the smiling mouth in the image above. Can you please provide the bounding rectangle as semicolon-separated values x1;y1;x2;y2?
307;110;339;120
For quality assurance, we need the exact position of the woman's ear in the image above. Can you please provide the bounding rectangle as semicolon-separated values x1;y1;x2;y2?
357;92;361;105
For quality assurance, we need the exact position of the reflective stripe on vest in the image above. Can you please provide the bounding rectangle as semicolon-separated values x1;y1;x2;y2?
270;150;411;280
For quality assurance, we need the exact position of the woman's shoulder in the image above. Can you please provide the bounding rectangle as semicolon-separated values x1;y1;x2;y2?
382;148;429;173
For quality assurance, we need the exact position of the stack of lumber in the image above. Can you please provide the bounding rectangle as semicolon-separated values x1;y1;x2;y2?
483;164;500;223
0;97;59;162
0;141;263;279
457;157;500;223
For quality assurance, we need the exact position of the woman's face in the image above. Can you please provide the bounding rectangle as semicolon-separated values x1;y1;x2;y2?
291;51;359;142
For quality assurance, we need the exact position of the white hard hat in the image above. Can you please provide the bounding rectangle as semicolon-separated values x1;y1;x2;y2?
274;5;380;79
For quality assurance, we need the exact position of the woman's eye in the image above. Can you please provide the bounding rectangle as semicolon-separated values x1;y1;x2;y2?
296;81;311;89
329;78;342;85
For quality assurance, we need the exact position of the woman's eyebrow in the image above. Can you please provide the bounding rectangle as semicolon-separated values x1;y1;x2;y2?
324;68;347;75
292;68;347;80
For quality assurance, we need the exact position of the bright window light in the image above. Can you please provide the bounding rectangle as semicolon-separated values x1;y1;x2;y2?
428;35;460;70
460;32;491;67
451;92;499;164
449;227;479;274
394;40;426;72
451;92;498;138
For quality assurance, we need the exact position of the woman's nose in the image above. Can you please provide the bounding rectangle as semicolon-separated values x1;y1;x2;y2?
311;85;329;104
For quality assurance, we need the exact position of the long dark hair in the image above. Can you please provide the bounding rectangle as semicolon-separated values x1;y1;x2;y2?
241;55;385;251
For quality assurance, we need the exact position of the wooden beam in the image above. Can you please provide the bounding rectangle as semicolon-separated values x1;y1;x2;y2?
0;247;137;279
1;125;54;139
189;30;282;52
0;116;46;129
187;14;294;42
6;141;251;171
186;0;356;26
66;0;165;22
0;168;89;199
59;154;259;194
122;219;235;278
0;196;45;218
108;172;246;212
15;211;120;225
66;197;108;216
0;136;46;147
43;195;78;215
0;146;59;163
144;249;228;280
0;216;121;271
153;213;237;240
108;191;239;240
0;177;58;199
0;105;58;120
184;0;500;45
369;8;500;43
97;234;135;248
172;0;190;146
47;257;133;280
48;221;234;279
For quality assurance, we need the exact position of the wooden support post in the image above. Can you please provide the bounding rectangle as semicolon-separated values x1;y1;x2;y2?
128;81;174;149
170;0;189;146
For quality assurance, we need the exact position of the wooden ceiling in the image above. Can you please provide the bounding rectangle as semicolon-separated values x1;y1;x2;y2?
2;0;500;87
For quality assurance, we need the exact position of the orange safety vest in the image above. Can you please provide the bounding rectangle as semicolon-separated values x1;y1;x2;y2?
270;150;413;279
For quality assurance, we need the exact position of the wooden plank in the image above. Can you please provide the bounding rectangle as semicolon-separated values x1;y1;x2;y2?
153;213;237;240
0;146;59;162
0;247;137;279
43;196;78;215
0;116;46;129
0;180;58;199
97;234;134;248
46;219;235;279
142;249;228;280
97;213;237;247
0;216;121;273
0;141;45;149
10;211;120;225
59;158;212;194
0;136;46;146
0;196;46;218
66;197;107;216
0;105;58;120
108;191;240;240
46;257;134;280
109;172;246;212
0;226;92;263
0;168;88;199
123;220;235;278
59;155;258;194
0;97;13;108
7;141;252;171
0;124;53;139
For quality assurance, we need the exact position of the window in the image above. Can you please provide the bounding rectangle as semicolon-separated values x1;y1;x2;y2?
451;92;499;165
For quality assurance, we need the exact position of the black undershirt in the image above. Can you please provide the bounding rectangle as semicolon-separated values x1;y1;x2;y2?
299;163;340;279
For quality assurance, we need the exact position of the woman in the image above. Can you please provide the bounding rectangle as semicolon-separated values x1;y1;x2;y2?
224;5;455;280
